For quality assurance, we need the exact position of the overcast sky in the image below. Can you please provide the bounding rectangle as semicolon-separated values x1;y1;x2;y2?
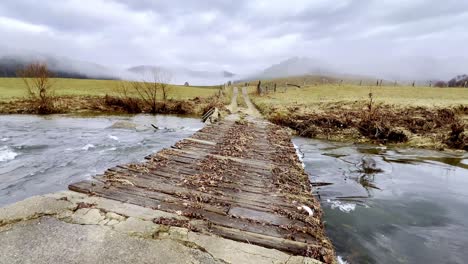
0;0;467;76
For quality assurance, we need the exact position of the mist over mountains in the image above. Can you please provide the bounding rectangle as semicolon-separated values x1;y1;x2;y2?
0;51;466;85
0;52;237;85
0;53;120;80
246;56;468;83
128;65;235;85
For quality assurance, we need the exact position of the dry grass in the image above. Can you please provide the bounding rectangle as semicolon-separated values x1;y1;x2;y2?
0;77;225;116
251;84;468;109
250;84;468;150
0;77;219;101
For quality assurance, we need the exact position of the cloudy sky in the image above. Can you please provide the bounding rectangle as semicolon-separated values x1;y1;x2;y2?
0;0;467;77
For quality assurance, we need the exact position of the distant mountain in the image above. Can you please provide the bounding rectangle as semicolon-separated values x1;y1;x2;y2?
0;54;118;80
243;55;468;83
244;57;336;81
129;65;234;78
128;65;235;85
128;65;163;74
361;56;468;82
264;57;332;77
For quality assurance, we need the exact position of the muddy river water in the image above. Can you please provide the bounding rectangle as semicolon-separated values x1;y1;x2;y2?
1;115;467;263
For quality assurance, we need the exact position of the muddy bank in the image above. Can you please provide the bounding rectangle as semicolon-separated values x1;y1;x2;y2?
0;95;226;116
253;101;468;151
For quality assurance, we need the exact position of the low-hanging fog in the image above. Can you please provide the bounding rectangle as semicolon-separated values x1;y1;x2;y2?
1;0;467;85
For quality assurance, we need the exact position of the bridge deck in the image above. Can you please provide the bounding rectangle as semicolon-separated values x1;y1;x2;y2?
69;116;335;263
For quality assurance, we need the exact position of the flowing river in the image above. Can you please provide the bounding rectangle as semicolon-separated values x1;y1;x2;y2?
0;114;203;207
1;115;467;263
294;137;468;264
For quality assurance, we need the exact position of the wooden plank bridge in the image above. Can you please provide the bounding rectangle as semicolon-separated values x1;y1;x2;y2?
69;89;335;263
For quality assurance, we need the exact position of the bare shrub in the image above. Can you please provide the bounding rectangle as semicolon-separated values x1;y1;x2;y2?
104;81;142;113
446;121;467;150
133;70;172;113
357;108;409;143
434;81;448;88
17;63;56;114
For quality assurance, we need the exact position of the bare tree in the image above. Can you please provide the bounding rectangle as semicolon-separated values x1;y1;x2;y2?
17;63;56;114
156;70;172;101
105;80;141;113
133;69;172;114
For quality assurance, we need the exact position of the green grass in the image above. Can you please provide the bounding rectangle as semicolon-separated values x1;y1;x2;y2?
251;84;468;108
0;78;219;101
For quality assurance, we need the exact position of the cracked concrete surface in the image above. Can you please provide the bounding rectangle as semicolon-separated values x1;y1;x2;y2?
0;191;323;264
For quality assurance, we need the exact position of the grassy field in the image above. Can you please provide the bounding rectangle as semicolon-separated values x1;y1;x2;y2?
0;78;220;101
250;84;468;108
248;83;467;150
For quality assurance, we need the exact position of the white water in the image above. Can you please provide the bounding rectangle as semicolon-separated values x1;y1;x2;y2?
293;143;305;168
337;256;349;264
81;144;96;151
0;146;18;162
327;199;357;213
108;135;119;141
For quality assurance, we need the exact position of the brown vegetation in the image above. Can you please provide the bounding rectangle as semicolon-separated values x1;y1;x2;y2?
131;71;171;113
17;63;57;114
260;102;467;150
0;94;227;116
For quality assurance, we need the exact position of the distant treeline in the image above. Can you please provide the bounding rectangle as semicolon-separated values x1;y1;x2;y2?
434;75;468;88
0;59;117;80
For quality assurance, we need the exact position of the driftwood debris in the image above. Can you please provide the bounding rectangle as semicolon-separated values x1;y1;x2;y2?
201;107;221;124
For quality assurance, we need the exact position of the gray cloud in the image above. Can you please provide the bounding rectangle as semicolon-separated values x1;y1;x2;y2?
0;0;467;80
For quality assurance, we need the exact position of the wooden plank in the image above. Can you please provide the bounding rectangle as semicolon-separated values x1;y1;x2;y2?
228;207;295;227
96;172;293;213
70;180;228;215
117;164;276;190
69;181;316;244
206;225;321;256
185;138;217;146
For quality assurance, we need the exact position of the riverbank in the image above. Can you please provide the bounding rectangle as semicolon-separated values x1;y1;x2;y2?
0;95;226;116
250;85;468;151
0;77;226;116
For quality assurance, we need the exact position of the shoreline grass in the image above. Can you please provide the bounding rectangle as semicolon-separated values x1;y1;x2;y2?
0;77;225;116
250;84;468;150
250;84;468;108
0;77;220;101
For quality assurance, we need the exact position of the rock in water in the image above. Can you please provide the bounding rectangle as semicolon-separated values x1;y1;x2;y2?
109;121;138;130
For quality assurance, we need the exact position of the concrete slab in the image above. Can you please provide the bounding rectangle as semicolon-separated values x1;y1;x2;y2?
0;191;325;264
0;217;219;264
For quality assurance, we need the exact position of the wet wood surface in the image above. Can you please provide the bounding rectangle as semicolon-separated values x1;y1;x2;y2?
69;117;335;263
